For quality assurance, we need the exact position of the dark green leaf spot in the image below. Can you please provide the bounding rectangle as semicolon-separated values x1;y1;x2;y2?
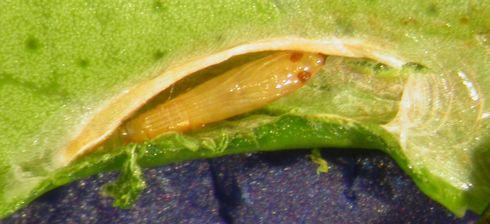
153;0;167;12
153;50;166;61
427;4;439;16
25;36;41;51
78;59;90;68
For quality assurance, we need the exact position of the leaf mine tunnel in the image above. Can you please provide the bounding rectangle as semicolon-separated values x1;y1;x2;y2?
121;51;327;143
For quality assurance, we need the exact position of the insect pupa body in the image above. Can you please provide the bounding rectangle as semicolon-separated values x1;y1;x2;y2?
121;51;326;142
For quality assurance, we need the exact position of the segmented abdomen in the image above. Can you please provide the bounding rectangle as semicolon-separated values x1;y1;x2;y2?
122;51;326;142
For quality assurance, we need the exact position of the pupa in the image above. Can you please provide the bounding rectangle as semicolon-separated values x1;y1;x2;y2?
121;51;326;142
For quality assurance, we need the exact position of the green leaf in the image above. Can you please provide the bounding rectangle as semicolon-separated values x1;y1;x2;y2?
1;0;489;219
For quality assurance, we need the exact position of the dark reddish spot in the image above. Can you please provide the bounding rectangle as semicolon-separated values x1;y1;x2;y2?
317;54;327;65
289;52;303;62
459;16;469;24
401;17;418;26
297;71;312;82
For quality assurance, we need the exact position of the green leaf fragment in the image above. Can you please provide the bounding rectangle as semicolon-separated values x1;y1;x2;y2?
102;146;146;209
310;149;329;175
